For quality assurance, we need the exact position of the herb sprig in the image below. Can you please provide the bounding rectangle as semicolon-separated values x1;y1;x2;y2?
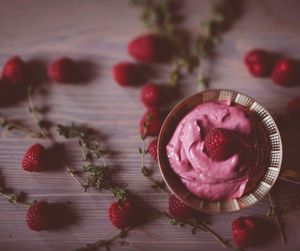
195;0;242;90
162;211;228;248
130;0;192;86
267;192;288;244
77;212;162;251
140;136;166;192
0;174;31;206
57;123;129;200
0;117;44;138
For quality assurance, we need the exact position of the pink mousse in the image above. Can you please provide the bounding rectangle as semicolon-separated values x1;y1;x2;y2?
166;101;266;201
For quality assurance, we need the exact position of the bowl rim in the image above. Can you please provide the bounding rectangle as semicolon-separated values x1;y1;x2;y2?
157;89;283;213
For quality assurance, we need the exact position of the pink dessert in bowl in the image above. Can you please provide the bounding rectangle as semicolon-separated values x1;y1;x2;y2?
158;90;282;213
166;100;267;201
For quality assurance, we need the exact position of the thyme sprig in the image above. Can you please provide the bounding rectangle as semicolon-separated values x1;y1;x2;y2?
130;0;192;86
162;211;228;248
195;0;242;90
267;193;287;244
27;86;86;189
77;212;162;251
27;85;52;140
0;117;44;138
0;178;31;206
140;136;166;192
139;114;166;192
57;124;128;200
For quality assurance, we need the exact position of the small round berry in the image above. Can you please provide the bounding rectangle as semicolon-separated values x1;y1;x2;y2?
271;59;298;87
232;217;259;248
204;128;237;161
169;194;195;221
22;144;46;172
140;108;163;138
244;49;272;77
2;56;28;85
108;200;137;229
141;83;161;108
48;57;76;83
128;33;172;62
26;201;50;231
113;62;142;87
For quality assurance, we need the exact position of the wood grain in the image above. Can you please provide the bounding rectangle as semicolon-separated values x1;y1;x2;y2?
0;0;300;250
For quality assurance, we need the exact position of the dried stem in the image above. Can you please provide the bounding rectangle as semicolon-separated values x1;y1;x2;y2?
27;86;86;189
140;136;166;192
27;85;52;141
162;211;227;248
268;193;287;244
0;118;44;138
0;188;31;207
78;212;162;251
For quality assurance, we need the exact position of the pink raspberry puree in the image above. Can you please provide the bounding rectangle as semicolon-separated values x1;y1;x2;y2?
166;101;267;201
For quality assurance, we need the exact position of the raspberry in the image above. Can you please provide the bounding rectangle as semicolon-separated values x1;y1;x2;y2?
140;108;163;138
244;49;272;77
48;57;76;83
232;217;259;248
26;201;50;231
108;200;137;229
22;144;46;172
141;83;161;108
271;59;298;87
148;138;158;161
2;56;28;85
204;128;237;161
113;62;142;86
128;34;172;62
168;194;195;221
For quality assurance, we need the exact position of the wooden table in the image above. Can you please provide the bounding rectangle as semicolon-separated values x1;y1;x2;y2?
1;0;300;250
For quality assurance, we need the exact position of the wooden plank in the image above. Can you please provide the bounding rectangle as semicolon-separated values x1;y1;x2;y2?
0;0;300;250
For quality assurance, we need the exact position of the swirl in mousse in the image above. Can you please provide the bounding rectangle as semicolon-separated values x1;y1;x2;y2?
166;101;268;201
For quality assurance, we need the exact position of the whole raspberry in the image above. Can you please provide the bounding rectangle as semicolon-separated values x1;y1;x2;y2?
22;144;46;172
232;217;259;248
26;201;50;231
244;49;272;77
141;83;161;108
108;200;137;229
128;34;172;62
204;128;237;161
169;194;195;221
113;62;142;86
140;108;163;138
148;138;158;161
271;59;298;87
2;56;28;85
48;57;76;83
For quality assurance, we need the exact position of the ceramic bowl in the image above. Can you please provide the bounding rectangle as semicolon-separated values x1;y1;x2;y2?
157;89;282;213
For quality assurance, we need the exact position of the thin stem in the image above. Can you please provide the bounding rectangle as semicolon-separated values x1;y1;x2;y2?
63;160;87;190
162;211;227;248
188;220;227;248
268;193;287;244
1;120;43;138
196;56;207;91
140;137;166;192
79;139;90;170
28;86;85;189
0;190;31;207
27;85;52;141
82;212;162;250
